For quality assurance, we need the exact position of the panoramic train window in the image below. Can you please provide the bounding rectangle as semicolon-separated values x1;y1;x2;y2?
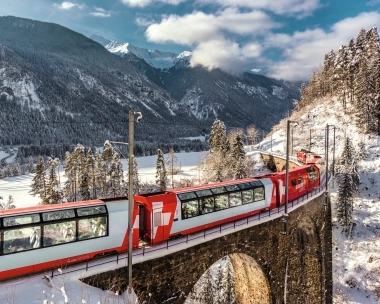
239;182;253;190
42;210;75;221
178;192;197;201
195;189;213;198
182;200;199;219
225;185;240;192
229;192;242;207
3;214;40;227
43;220;76;247
215;194;229;211
242;190;254;204
200;197;214;214
3;226;41;254
253;187;265;201
78;216;108;240
77;206;107;217
307;167;317;181
250;180;263;188
211;187;227;195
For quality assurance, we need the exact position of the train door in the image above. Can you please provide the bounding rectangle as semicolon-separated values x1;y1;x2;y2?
138;204;147;241
152;205;163;244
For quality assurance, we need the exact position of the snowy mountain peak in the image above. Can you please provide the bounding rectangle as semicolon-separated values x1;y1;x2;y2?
90;35;191;70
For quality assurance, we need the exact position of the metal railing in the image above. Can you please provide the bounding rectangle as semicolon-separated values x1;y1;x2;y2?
51;178;329;279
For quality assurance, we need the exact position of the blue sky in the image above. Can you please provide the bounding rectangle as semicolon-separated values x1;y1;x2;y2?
2;0;380;80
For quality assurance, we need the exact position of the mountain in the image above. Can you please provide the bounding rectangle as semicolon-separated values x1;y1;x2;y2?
0;16;300;154
90;35;192;71
0;16;201;149
91;35;301;132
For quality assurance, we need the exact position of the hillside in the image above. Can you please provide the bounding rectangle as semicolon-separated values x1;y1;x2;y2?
0;16;301;155
262;95;380;303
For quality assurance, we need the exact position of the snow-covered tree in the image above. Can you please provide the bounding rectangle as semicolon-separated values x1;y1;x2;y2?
166;147;178;188
28;156;35;173
202;119;232;183
336;137;359;231
44;157;63;204
85;148;96;199
246;124;259;146
129;156;140;195
356;141;367;161
29;155;46;201
230;133;250;179
156;149;167;191
208;119;229;155
109;153;124;197
0;195;16;210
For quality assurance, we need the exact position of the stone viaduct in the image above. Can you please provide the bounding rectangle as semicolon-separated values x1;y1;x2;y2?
83;153;333;304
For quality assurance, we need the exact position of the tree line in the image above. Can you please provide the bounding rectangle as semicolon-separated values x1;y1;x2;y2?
299;26;380;134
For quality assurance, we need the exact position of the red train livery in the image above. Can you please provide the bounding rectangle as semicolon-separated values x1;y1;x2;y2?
0;161;321;281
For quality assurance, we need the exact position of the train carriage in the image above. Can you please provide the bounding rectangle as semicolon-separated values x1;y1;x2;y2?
134;177;277;244
0;159;322;281
0;198;137;281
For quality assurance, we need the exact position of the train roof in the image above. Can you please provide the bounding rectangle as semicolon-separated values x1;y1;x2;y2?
0;199;105;217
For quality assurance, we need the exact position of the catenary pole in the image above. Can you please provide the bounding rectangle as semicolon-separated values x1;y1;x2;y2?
128;110;134;293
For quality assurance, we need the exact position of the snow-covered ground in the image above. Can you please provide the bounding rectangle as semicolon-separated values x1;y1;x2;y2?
1;96;380;303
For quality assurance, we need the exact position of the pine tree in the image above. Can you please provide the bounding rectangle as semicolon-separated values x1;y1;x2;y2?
166;147;178;188
230;133;250;179
110;153;124;197
0;195;16;210
29;155;46;201
246;124;258;146
156;149;167;191
202;119;231;182
336;137;359;231
131;157;140;194
336;168;354;230
28;156;34;173
63;151;76;202
85;148;97;198
79;170;91;201
356;141;367;161
44;157;63;204
208;119;229;155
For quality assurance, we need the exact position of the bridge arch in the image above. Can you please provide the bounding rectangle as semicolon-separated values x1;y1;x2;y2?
184;253;271;304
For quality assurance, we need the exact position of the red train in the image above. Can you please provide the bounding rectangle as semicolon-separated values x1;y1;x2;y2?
0;160;321;281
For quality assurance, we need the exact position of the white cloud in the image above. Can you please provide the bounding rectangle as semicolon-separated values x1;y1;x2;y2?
190;38;249;72
145;8;280;45
144;8;277;73
54;1;84;10
135;17;155;27
265;12;380;80
90;7;111;18
121;0;186;7
197;0;322;17
242;42;263;58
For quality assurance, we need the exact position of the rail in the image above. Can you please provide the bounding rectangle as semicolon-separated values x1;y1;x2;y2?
49;177;330;279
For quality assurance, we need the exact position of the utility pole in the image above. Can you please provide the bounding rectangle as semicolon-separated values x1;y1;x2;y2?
283;120;298;235
127;110;142;294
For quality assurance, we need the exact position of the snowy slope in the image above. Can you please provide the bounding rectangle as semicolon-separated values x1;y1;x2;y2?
260;96;380;303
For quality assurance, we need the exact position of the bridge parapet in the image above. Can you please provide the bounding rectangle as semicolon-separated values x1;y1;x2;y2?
83;191;332;304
